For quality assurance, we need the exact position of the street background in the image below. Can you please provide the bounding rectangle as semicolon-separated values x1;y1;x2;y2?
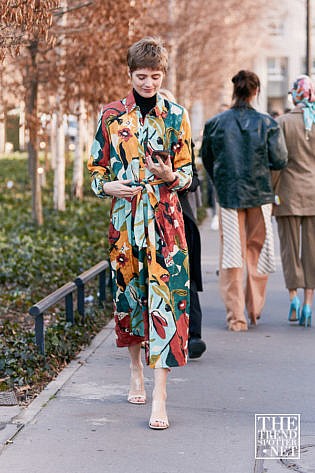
0;210;314;473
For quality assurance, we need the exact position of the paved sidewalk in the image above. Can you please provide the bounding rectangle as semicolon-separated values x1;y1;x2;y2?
1;212;315;473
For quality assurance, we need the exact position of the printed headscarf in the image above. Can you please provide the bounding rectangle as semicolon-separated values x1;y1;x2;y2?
290;75;315;132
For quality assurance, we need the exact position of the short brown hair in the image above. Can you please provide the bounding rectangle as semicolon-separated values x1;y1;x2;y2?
231;70;260;106
127;37;168;74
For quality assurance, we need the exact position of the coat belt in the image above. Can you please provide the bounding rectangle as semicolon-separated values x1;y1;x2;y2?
132;179;164;248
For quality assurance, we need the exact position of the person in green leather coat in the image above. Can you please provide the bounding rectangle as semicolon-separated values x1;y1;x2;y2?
201;70;287;331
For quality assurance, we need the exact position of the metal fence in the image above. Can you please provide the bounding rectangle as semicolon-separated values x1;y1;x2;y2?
29;260;111;354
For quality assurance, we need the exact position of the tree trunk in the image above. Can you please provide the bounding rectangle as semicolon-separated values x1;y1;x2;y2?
26;40;43;225
50;112;57;170
19;101;26;152
167;0;178;96
53;110;66;210
72;100;86;200
88;106;97;142
0;110;5;154
53;0;67;211
0;71;5;154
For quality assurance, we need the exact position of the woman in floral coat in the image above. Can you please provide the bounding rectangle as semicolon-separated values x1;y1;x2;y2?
88;37;192;429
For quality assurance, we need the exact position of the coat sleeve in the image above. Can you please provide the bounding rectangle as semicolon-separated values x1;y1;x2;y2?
267;120;288;171
188;142;200;192
178;141;200;195
167;108;193;192
87;111;112;199
201;122;215;181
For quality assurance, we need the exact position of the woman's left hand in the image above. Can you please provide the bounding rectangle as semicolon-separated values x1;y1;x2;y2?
145;154;177;183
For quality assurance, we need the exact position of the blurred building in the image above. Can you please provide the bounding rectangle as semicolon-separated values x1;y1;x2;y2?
255;0;314;114
191;1;313;139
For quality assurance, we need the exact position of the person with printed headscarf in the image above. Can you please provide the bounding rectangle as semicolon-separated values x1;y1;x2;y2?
273;75;315;328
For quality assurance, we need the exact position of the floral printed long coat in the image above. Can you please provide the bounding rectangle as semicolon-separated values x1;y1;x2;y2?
88;91;192;368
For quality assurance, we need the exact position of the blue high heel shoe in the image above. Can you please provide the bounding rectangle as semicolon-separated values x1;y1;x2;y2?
299;305;312;328
288;296;301;322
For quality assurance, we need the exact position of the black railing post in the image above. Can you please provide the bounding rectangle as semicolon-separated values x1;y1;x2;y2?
99;269;106;307
65;292;74;324
29;281;77;355
107;262;112;301
34;314;45;354
75;261;109;319
77;283;85;321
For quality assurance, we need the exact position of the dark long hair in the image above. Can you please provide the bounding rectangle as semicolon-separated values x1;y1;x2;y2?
231;70;260;107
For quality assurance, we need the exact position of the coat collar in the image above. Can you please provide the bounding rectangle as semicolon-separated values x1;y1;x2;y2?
123;90;168;118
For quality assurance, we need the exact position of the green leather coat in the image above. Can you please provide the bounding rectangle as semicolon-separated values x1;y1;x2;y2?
201;106;288;209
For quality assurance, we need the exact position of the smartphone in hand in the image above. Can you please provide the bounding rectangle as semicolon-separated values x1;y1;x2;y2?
151;150;170;163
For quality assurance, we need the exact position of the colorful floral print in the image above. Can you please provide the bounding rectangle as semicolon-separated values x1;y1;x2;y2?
88;91;192;368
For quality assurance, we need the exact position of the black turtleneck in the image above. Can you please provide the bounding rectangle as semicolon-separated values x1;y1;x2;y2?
133;89;157;118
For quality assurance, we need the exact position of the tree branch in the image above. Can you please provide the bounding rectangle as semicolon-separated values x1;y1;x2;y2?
53;1;94;16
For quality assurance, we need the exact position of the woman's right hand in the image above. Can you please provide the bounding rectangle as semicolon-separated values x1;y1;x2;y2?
103;180;142;199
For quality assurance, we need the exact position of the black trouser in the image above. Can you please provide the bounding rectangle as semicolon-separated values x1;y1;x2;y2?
189;279;202;339
183;214;203;339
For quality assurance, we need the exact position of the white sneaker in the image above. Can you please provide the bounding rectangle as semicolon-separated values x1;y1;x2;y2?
210;215;219;231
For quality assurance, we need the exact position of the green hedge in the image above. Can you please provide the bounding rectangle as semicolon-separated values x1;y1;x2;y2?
0;153;111;317
0;308;110;402
0;153;112;401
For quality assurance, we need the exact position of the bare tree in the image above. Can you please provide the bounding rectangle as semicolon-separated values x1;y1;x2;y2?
1;0;274;213
0;0;60;225
49;0;147;201
0;0;149;217
141;0;275;115
0;69;6;153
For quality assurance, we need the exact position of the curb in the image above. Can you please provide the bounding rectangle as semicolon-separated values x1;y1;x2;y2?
0;319;115;453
